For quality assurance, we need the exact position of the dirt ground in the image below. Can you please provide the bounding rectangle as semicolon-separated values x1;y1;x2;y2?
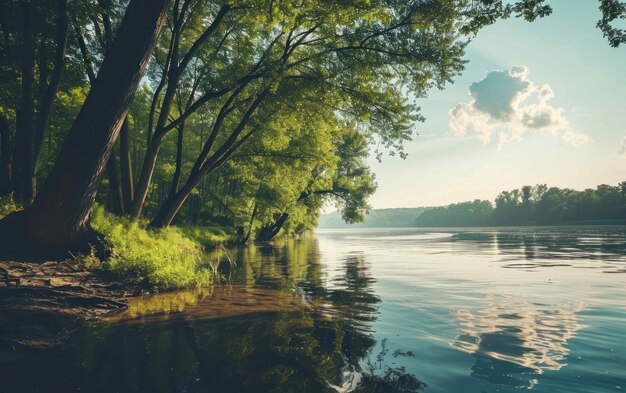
0;260;137;350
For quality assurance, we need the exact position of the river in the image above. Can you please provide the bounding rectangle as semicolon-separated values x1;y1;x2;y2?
1;226;625;393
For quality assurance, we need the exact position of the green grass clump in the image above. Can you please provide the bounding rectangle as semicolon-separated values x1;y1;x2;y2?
0;195;20;218
180;225;231;247
91;206;225;291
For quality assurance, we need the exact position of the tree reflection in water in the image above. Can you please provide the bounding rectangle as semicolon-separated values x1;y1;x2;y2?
0;238;424;393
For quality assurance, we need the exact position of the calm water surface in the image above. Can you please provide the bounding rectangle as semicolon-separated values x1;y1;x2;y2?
2;227;626;393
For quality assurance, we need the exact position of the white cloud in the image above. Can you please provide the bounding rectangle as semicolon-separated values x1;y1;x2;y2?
449;66;587;147
561;131;589;146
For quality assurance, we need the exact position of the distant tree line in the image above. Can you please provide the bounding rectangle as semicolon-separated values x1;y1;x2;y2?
415;183;626;227
318;208;427;228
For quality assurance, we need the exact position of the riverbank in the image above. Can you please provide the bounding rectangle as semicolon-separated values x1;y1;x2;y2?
2;190;243;357
0;207;235;352
0;259;136;351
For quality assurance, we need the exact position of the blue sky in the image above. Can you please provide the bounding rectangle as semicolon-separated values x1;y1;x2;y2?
368;0;626;208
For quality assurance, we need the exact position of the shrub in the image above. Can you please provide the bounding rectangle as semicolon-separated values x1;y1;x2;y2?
0;195;20;218
91;206;229;291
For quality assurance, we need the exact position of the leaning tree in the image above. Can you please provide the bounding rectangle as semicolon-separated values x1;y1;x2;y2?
0;0;170;258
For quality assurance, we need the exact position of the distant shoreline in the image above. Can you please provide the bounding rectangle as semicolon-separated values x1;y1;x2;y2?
318;219;626;229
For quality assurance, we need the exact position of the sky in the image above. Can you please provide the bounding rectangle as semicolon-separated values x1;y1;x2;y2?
367;0;626;209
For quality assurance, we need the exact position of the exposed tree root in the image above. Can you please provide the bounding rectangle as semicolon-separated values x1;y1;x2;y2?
0;260;137;350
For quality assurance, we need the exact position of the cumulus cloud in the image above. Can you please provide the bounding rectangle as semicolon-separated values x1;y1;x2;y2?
449;66;586;147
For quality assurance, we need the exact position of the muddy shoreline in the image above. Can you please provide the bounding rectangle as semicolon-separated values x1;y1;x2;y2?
0;260;140;351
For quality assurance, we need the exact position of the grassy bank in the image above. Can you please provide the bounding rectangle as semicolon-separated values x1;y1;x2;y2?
2;199;234;292
91;206;233;291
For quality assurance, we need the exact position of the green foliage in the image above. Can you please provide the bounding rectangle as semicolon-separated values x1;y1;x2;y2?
597;0;626;47
180;225;232;247
415;200;494;227
0;195;19;218
81;245;102;270
91;205;230;290
414;182;626;227
10;0;618;257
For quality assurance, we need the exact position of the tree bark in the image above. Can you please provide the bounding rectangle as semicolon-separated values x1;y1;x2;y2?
33;0;68;177
0;0;170;259
129;2;182;219
119;118;134;211
130;142;160;218
256;212;289;242
168;121;185;199
242;202;257;244
130;4;230;218
149;173;196;228
149;89;269;228
106;146;124;215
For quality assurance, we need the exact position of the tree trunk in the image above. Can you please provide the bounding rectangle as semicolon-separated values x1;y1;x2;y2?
256;213;289;242
12;1;35;203
0;0;170;259
149;89;269;228
242;202;258;244
130;142;160;218
0;115;11;196
33;0;68;176
130;5;230;219
119;118;134;212
130;80;180;219
168;121;184;199
129;4;182;219
106;146;124;215
149;175;196;228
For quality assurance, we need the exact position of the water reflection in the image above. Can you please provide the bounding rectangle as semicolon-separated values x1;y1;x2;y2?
0;238;423;393
451;295;586;388
446;227;626;272
3;228;625;393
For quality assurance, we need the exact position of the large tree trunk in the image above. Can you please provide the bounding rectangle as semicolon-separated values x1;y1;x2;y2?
0;0;170;259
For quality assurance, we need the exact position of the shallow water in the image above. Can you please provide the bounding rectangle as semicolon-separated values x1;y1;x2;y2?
1;226;626;393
